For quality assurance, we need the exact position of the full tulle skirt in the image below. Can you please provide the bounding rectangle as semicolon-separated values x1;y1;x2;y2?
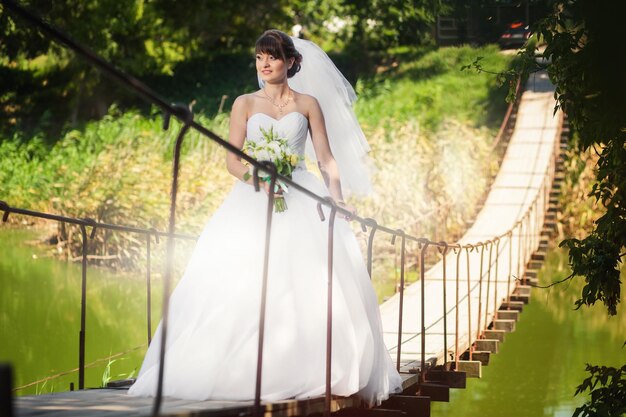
128;170;402;404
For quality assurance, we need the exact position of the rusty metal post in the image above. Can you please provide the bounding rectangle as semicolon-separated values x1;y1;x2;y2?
543;171;548;218
439;243;449;367
528;203;534;256
527;212;532;271
465;247;473;361
528;209;533;264
153;110;193;417
365;218;378;279
419;241;429;382
506;232;513;305
253;162;278;417
533;199;538;253
537;175;544;237
324;201;338;417
393;231;406;372
528;207;532;263
517;220;524;285
484;241;493;333
146;234;153;345
540;189;544;245
493;238;501;321
534;191;540;251
538;181;544;249
454;246;462;369
78;224;88;390
475;244;485;340
522;214;529;284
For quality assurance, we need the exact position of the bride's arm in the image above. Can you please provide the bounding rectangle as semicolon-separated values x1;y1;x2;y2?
308;98;345;204
226;96;275;194
226;96;252;183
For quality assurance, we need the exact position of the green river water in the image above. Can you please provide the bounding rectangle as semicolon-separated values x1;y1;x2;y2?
1;228;624;416
0;228;162;395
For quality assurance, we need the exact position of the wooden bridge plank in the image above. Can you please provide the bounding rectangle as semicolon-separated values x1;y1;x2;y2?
14;388;369;417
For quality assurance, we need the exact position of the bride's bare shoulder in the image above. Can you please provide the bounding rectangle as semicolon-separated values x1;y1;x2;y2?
292;91;317;104
233;92;262;107
293;91;320;114
231;92;263;116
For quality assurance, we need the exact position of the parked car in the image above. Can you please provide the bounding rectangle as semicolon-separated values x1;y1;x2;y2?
498;22;531;48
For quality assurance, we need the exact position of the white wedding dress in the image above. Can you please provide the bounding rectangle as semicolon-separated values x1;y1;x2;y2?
128;111;403;405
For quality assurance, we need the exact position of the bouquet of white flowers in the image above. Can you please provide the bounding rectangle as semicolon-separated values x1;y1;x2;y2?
242;126;301;212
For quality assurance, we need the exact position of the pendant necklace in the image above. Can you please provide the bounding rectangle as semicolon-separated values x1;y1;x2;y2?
262;88;292;115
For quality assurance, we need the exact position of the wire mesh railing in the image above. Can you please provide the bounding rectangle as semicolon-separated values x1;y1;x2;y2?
2;1;562;417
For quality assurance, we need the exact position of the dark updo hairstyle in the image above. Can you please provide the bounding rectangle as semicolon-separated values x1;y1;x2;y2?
255;29;302;78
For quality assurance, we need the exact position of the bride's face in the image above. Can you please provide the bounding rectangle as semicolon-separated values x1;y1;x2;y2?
256;52;291;83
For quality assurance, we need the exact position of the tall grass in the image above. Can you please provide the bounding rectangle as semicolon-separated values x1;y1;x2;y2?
0;45;512;282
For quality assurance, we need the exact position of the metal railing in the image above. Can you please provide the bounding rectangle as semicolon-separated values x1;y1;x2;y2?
0;201;196;391
2;1;561;417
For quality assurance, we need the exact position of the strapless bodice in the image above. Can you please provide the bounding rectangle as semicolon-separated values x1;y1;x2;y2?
246;112;309;160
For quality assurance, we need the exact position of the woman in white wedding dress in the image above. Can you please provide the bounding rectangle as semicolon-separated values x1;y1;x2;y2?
128;29;402;405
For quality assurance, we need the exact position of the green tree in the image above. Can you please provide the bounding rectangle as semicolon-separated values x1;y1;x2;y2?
0;0;291;135
150;0;290;52
514;1;626;415
467;1;626;414
342;0;447;49
1;0;181;132
283;0;448;51
533;0;626;316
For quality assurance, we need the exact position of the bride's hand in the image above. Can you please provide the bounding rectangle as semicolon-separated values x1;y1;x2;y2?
263;181;284;198
337;201;357;220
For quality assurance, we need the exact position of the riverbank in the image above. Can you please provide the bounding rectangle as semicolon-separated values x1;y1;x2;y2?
1;45;512;278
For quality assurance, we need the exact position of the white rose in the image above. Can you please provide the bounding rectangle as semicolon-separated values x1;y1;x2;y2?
267;142;281;155
256;149;271;161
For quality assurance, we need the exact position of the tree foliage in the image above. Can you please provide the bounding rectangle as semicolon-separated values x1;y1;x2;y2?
1;0;447;136
0;0;290;73
537;0;626;317
0;0;292;134
521;0;626;316
340;0;447;49
573;362;626;417
511;1;626;414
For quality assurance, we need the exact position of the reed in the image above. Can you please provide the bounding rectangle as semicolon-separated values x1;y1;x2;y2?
0;45;512;284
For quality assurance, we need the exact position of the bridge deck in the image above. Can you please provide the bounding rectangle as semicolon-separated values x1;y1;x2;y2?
380;71;561;368
15;373;421;417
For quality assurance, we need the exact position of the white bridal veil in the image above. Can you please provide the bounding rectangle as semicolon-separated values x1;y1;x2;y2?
259;36;374;196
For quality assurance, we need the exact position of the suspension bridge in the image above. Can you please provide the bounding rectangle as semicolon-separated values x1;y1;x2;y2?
1;1;565;416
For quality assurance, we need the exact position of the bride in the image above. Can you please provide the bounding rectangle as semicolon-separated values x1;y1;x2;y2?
128;29;402;405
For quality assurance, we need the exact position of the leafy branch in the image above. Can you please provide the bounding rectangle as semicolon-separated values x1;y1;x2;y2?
460;36;544;103
573;362;626;417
